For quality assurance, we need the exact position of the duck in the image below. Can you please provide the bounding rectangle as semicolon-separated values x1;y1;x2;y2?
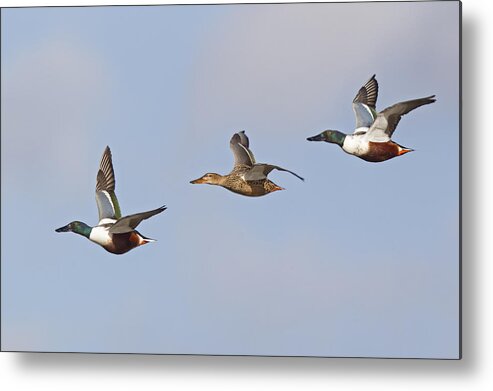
307;75;436;162
55;146;166;254
190;131;304;197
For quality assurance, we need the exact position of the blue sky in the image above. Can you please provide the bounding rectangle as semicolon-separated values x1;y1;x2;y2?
1;1;459;358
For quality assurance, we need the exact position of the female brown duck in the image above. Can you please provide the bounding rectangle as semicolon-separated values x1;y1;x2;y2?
190;131;304;197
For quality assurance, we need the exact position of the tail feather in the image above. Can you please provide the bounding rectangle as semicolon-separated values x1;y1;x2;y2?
134;230;157;245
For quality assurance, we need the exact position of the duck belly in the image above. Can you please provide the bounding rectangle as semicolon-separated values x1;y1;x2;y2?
224;181;267;197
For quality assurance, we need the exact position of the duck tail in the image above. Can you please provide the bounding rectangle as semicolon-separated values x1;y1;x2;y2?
135;231;157;245
397;144;414;156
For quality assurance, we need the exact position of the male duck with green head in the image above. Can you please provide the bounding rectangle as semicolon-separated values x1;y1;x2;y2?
56;146;166;254
307;75;436;162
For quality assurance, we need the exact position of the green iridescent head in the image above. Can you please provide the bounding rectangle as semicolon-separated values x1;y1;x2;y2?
307;130;346;147
55;221;92;238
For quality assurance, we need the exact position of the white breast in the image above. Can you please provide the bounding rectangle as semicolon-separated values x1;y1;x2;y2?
342;134;370;156
89;225;112;246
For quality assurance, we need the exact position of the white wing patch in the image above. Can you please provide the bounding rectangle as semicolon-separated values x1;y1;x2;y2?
98;218;117;225
362;104;374;120
102;191;113;207
353;103;376;129
96;190;116;221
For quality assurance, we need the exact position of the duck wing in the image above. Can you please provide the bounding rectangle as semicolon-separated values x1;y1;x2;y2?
109;206;167;234
352;74;378;130
95;146;122;221
367;95;436;141
230;131;255;168
244;164;304;182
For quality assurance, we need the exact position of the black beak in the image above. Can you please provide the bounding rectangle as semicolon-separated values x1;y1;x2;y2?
307;133;325;142
55;224;70;233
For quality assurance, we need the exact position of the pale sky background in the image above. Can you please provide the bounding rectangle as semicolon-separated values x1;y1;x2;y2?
1;1;459;358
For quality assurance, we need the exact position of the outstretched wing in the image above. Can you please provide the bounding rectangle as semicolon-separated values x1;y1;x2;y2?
244;164;304;182
367;95;436;141
230;131;255;167
95;146;122;221
109;206;167;234
352;74;379;130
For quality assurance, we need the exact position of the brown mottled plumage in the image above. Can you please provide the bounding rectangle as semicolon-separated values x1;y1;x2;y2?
190;131;303;197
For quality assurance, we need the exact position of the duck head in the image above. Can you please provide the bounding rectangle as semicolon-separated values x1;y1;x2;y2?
307;130;346;147
55;221;91;238
190;173;224;186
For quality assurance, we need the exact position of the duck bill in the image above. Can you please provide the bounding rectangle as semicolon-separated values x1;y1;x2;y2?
190;177;206;184
55;224;70;233
306;133;325;142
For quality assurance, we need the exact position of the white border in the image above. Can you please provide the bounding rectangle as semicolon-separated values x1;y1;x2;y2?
1;1;491;391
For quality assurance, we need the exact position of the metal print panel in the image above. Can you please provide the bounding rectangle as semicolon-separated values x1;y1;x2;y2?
1;1;461;359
